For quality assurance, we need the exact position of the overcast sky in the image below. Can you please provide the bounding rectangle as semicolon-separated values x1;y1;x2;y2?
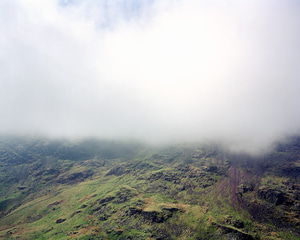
1;0;300;153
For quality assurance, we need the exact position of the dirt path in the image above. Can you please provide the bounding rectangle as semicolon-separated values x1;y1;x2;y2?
228;160;242;210
217;158;242;211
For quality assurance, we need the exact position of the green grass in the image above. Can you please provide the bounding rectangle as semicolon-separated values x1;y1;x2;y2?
0;137;299;239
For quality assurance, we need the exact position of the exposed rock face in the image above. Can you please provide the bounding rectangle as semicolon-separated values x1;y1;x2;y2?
55;218;66;223
203;165;218;173
213;223;255;240
148;171;181;183
222;215;245;229
99;215;109;221
149;226;173;240
141;210;167;223
70;210;81;218
1;136;300;239
105;166;127;176
238;183;254;194
113;187;138;204
98;196;115;204
257;187;287;206
56;170;93;184
126;206;180;224
47;200;63;208
282;166;300;178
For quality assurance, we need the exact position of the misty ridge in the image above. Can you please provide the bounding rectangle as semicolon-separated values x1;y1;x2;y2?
1;0;300;155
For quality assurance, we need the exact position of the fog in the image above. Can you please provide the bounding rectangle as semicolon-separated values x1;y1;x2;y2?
1;0;300;154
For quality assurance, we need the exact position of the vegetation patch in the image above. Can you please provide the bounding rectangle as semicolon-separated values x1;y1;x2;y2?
0;136;299;239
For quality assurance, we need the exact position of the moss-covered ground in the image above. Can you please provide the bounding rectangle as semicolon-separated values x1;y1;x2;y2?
0;137;299;239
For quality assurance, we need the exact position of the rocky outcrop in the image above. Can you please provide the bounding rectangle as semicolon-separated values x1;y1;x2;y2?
70;210;81;218
203;165;218;173
149;171;180;182
282;166;300;178
98;196;115;205
257;187;287;206
213;223;255;240
126;206;181;224
113;187;137;204
55;218;66;223
47;200;63;208
222;215;245;229
105;166;127;176
238;183;254;194
56;170;93;184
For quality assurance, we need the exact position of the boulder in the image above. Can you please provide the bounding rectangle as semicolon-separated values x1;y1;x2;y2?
55;218;66;224
257;187;287;206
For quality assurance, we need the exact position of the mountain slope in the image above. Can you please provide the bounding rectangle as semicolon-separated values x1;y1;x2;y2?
0;136;299;239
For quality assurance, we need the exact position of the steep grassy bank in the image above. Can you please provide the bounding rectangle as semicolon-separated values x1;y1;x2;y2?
0;136;299;239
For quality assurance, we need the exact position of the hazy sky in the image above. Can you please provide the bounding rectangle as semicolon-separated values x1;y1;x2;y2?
1;0;300;153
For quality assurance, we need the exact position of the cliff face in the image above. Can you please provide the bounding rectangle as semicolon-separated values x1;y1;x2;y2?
0;136;299;239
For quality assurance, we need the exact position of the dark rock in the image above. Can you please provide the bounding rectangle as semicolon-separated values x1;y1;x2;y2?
106;166;127;176
136;200;145;206
282;167;300;178
149;226;173;240
99;196;115;204
114;229;124;235
75;224;83;229
294;202;300;210
202;183;213;188
128;207;142;216
223;216;244;229
47;200;63;208
99;215;108;221
141;210;165;223
57;170;93;184
257;187;287;206
176;185;186;191
70;210;81;218
56;218;66;223
176;165;191;172
81;204;88;208
113;194;129;204
232;219;245;229
238;184;254;194
148;171;163;180
113;187;137;204
203;165;218;173
161;206;182;213
92;206;101;212
214;223;255;240
43;227;53;233
127;206;177;224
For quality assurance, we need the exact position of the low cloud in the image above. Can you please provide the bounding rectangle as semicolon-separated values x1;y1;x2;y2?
1;0;300;154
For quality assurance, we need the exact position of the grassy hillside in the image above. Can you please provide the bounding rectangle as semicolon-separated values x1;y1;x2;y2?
0;136;299;239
